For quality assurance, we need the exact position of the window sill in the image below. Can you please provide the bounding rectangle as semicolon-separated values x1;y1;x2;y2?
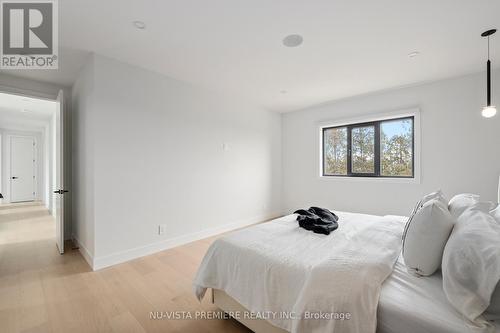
318;175;420;184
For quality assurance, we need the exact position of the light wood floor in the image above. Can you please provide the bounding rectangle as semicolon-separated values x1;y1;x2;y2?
0;202;251;333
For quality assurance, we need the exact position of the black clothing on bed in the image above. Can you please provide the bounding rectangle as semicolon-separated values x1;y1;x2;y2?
293;207;339;235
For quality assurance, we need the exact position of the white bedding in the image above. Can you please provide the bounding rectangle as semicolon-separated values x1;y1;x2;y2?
193;211;405;333
379;256;498;333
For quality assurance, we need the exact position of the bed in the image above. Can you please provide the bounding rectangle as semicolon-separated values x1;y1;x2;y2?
193;211;498;333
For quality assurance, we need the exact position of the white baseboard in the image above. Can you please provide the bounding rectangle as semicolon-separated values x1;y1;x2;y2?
73;237;94;269
90;212;282;271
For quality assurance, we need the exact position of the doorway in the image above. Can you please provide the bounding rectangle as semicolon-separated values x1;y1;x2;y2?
0;90;66;254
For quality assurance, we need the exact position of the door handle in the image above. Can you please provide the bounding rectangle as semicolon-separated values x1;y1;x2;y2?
11;176;18;179
53;190;69;194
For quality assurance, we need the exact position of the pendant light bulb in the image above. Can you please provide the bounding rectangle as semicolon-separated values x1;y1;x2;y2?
482;106;497;118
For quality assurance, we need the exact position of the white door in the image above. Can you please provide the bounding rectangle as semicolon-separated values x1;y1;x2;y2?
10;136;35;202
53;90;66;254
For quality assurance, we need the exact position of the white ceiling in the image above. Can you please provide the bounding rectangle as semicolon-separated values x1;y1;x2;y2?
1;0;500;112
0;92;56;131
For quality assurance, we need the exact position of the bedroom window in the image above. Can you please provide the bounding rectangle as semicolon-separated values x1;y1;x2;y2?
322;116;414;178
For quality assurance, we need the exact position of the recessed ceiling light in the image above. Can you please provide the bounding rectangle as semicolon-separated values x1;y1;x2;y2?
283;34;303;47
408;51;420;58
133;20;146;30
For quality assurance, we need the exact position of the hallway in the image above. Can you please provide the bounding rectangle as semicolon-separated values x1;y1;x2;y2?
0;202;70;332
0;202;64;277
1;202;55;245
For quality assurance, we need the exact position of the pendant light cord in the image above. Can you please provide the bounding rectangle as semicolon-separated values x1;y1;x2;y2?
488;36;490;60
486;34;492;106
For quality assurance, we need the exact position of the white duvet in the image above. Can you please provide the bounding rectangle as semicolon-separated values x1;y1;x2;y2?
193;211;406;333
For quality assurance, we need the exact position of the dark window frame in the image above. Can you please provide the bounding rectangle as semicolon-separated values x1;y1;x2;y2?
322;116;414;178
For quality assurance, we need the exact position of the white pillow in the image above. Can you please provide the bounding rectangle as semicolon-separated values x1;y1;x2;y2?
448;193;480;219
403;199;454;276
422;189;447;206
442;202;500;321
402;190;446;239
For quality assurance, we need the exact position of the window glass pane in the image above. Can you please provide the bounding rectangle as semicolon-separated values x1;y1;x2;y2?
323;127;347;175
351;126;375;174
381;118;413;177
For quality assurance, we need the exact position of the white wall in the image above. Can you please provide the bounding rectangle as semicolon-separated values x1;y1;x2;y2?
282;70;500;217
0;74;68;100
71;56;96;261
72;54;282;269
